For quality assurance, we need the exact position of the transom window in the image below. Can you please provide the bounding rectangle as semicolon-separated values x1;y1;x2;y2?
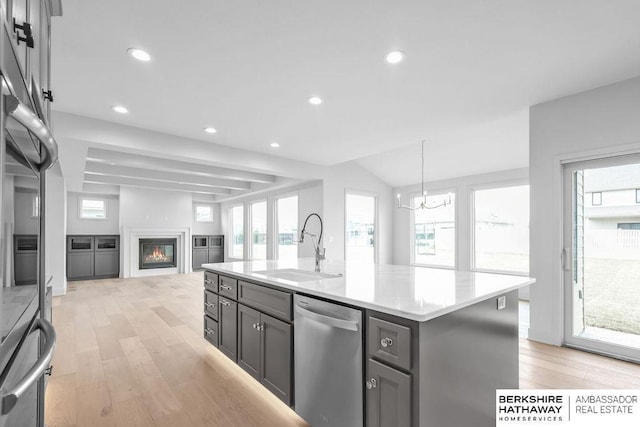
195;204;214;222
79;197;107;219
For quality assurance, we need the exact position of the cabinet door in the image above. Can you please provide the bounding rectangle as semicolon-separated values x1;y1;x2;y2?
94;251;119;277
208;248;223;263
67;252;94;280
261;313;292;406
366;359;411;427
14;253;38;285
192;248;208;270
218;298;237;361
38;0;51;121
237;304;261;380
10;0;29;75
28;0;41;95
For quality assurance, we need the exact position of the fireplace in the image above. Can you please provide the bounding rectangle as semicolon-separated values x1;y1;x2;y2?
139;238;177;269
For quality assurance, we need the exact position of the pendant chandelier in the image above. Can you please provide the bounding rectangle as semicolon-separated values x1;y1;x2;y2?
396;140;452;210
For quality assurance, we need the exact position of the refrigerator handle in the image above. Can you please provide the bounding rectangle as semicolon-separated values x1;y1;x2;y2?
294;304;359;331
1;318;57;415
4;94;59;171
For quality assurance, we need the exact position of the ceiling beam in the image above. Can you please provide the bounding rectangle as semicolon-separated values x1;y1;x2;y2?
85;163;252;190
83;174;231;195
86;148;277;183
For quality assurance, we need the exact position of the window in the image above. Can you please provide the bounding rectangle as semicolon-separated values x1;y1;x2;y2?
413;192;456;267
31;195;39;218
195;204;213;222
636;189;640;204
473;185;529;273
79;197;107;219
250;201;267;260
592;192;602;206
229;205;244;258
617;223;640;230
277;196;298;260
346;193;376;262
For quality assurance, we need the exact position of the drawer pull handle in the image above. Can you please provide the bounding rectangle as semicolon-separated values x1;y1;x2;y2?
366;379;377;390
220;285;232;291
204;302;215;308
253;323;264;330
220;300;231;306
381;337;393;348
205;328;215;335
204;279;212;284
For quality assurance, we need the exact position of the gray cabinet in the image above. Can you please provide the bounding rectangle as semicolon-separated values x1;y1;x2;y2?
67;235;119;281
238;304;293;405
192;234;224;270
218;297;237;361
366;359;411;427
203;271;294;407
14;234;37;285
238;304;261;380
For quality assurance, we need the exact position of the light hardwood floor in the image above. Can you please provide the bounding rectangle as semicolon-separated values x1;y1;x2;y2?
45;273;640;426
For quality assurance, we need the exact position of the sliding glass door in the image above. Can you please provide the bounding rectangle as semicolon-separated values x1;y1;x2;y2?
563;155;640;361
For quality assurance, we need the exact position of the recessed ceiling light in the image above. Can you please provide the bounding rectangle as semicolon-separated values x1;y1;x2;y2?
112;105;128;114
308;96;323;105
204;127;217;134
270;142;280;148
385;50;405;64
128;48;151;62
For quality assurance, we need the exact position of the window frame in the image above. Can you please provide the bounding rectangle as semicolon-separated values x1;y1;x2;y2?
409;187;457;269
228;204;244;260
194;204;214;223
78;197;108;220
470;181;530;276
275;192;299;260
31;194;39;218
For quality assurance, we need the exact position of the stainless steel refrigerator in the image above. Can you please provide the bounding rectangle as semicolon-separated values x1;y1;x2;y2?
0;7;58;426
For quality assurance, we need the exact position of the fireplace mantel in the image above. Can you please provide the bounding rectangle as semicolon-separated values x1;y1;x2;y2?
122;227;191;278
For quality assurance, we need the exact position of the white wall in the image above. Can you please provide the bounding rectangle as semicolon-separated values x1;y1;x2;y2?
220;181;323;260
392;168;529;270
120;187;193;229
14;189;39;234
323;161;393;264
67;192;120;234
529;76;640;345
191;202;221;235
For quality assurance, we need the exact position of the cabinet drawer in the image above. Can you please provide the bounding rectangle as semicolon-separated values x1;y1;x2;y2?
204;290;218;320
219;276;238;300
238;281;292;321
204;315;218;347
204;271;218;292
368;317;411;371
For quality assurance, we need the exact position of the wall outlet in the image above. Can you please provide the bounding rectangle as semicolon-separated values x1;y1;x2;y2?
497;296;506;310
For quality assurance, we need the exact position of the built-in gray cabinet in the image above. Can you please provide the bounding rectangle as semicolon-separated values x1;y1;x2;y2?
238;304;293;405
192;234;224;270
218;296;237;361
14;234;37;285
204;270;294;407
67;235;119;281
366;358;411;427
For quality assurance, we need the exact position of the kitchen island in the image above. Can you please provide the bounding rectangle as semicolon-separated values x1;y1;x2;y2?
201;258;534;427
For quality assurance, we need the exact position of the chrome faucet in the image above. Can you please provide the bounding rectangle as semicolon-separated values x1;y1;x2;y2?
298;213;325;272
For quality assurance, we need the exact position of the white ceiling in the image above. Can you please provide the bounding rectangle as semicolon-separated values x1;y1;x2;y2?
51;0;640;191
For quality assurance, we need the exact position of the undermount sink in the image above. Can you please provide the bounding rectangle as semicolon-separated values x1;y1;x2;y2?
252;268;342;282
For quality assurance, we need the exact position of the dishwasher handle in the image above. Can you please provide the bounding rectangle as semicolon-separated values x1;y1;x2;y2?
295;304;359;331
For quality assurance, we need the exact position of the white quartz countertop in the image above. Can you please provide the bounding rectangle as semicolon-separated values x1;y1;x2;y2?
202;258;534;322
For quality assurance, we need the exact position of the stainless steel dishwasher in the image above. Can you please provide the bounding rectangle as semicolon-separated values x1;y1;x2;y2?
294;294;363;427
